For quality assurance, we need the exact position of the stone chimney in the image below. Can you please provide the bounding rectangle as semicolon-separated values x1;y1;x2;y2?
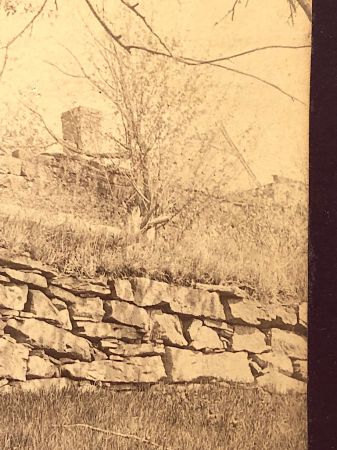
61;106;103;156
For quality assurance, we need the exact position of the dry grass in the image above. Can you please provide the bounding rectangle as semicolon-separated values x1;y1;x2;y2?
0;384;307;450
0;199;307;303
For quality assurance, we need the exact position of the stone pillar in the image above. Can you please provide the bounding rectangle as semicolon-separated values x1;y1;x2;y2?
61;106;103;156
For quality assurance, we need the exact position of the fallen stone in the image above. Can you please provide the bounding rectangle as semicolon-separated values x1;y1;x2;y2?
0;338;29;381
292;359;308;382
257;371;307;394
249;360;264;377
104;300;151;330
27;355;58;379
232;326;269;353
0;283;28;310
163;347;254;383
186;320;223;351
111;279;134;302
251;352;293;377
271;329;307;360
1;268;47;289
52;276;110;297
25;290;66;327
5;318;92;361
62;356;166;383
74;321;143;342
68;297;104;322
149;310;187;346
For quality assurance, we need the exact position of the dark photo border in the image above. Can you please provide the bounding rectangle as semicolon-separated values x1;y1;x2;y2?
309;1;337;448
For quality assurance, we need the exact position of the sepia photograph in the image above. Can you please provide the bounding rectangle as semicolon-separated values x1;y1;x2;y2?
0;1;310;449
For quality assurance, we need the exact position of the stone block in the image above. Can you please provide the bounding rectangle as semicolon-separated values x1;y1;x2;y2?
5;318;92;361
163;347;254;383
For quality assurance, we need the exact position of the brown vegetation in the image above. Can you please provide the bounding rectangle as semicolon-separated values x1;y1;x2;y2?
0;384;307;450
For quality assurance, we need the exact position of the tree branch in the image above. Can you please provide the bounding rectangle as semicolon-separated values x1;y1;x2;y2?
81;0;309;103
0;0;48;80
58;423;165;448
119;0;172;55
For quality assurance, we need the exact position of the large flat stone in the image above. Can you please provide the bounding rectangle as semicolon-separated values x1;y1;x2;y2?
163;347;254;383
52;276;110;297
0;249;58;278
1;268;47;289
131;278;226;320
5;318;92;361
74;321;143;342
68;297;104;322
0;337;29;381
224;298;297;328
257;371;307;395
104;300;151;330
149;310;187;346
0;283;28;310
232;326;269;353
62;356;166;383
271;329;307;360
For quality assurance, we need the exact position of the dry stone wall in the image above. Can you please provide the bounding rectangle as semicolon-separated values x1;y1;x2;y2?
0;250;307;395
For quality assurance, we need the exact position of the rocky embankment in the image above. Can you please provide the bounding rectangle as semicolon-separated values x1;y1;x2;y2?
0;249;307;395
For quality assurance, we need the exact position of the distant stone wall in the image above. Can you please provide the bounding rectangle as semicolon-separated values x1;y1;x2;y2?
0;249;307;395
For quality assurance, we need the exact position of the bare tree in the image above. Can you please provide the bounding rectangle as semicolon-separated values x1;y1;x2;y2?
47;36;242;235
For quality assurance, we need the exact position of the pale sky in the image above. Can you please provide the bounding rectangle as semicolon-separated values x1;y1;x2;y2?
0;0;311;188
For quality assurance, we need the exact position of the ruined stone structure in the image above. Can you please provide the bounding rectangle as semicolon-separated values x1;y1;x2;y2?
61;106;104;156
0;249;307;395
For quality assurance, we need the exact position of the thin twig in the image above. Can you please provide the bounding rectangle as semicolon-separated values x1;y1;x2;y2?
57;423;164;448
119;0;172;55
1;0;48;49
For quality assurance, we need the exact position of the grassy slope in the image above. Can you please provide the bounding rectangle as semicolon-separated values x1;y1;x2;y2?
0;197;307;303
0;384;307;450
